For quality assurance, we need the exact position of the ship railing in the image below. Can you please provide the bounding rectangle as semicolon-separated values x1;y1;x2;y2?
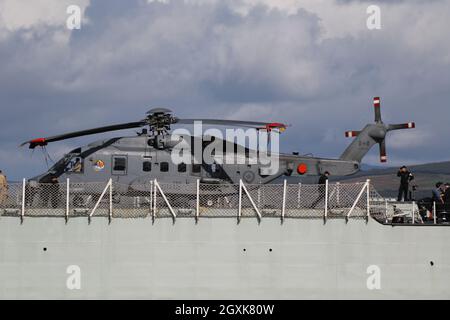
5;178;447;225
0;178;383;223
389;200;448;225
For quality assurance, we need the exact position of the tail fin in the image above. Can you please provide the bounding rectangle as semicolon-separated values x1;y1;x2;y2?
340;97;415;163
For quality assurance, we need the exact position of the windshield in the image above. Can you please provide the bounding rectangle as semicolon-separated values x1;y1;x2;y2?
49;154;71;172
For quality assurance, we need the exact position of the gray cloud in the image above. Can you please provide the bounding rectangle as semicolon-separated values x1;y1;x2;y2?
0;0;449;179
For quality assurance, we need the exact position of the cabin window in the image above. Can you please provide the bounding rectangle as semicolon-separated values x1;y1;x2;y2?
192;164;201;173
143;161;152;172
178;163;187;173
160;162;169;172
112;156;127;175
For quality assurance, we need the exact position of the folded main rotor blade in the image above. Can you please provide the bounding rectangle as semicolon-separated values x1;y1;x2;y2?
21;121;146;149
176;118;286;130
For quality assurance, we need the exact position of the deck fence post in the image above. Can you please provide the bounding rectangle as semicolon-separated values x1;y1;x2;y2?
89;179;113;223
153;179;176;222
109;179;113;223
149;181;153;219
366;179;371;220
385;199;389;223
238;180;243;223
324;180;329;220
433;201;437;225
281;180;287;222
153;179;157;220
21;178;26;222
196;179;200;223
66;178;70;223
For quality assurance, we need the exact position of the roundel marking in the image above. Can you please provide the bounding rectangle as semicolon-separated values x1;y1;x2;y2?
297;163;308;175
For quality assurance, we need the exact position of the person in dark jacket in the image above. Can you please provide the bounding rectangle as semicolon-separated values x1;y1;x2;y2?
432;182;445;204
311;171;330;208
397;166;414;201
444;183;450;204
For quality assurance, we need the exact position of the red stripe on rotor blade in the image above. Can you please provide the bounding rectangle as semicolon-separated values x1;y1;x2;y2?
345;131;358;138
28;138;47;149
400;122;415;129
30;138;46;144
266;122;286;129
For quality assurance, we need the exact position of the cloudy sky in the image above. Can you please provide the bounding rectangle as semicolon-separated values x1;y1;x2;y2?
0;0;449;180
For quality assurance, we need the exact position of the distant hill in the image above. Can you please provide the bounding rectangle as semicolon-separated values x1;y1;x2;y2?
359;163;386;171
335;161;450;199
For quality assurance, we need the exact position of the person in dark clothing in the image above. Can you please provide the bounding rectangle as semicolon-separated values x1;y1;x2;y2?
444;183;450;204
397;166;414;202
311;171;330;208
432;182;444;204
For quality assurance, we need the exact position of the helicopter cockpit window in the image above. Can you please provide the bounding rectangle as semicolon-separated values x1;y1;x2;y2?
160;162;169;172
178;163;186;173
112;156;127;175
143;161;152;172
65;157;83;174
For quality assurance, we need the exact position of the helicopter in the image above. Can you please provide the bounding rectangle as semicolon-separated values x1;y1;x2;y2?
21;97;415;190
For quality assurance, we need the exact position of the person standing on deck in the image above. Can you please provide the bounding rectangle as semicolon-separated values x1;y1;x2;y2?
443;183;450;205
0;170;8;206
432;182;445;204
397;166;414;202
311;171;330;208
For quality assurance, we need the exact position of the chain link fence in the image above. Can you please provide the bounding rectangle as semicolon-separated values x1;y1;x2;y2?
0;179;385;222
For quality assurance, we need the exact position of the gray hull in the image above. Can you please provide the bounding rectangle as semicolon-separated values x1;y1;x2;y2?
0;216;448;299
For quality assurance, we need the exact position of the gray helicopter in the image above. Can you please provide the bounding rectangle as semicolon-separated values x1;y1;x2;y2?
21;97;415;190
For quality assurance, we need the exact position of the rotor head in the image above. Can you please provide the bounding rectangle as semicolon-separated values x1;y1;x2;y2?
345;97;415;163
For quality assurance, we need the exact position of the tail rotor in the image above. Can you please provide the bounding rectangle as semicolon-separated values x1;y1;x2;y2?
341;97;415;163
